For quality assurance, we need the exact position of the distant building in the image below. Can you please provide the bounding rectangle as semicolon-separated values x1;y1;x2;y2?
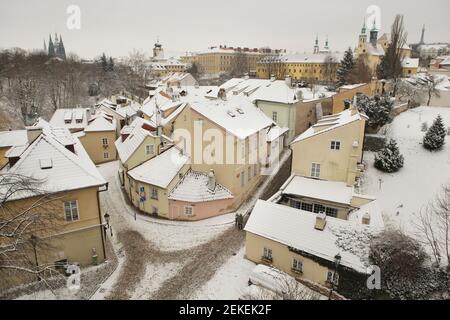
147;40;189;78
181;45;285;78
45;33;66;60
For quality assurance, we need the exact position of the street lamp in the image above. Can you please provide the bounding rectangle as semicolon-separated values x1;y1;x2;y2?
104;212;110;228
328;253;342;300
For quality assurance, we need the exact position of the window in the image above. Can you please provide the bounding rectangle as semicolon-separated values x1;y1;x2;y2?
327;270;339;285
146;144;155;155
103;152;109;159
311;163;320;178
331;140;341;150
184;206;194;216
301;202;313;212
325;207;338;218
313;204;325;214
263;247;272;261
240;141;246;159
292;258;303;273
240;171;245;187
248;167;252;182
102;138;108;146
272;111;278;122
290;199;301;209
151;188;158;200
64;200;79;222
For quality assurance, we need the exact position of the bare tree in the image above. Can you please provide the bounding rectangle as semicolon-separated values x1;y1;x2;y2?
423;75;443;106
414;185;450;267
348;54;372;84
230;52;249;77
323;54;339;84
0;173;65;291
377;15;408;96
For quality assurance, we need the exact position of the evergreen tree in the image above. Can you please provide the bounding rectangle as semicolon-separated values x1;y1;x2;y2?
101;53;108;72
423;115;446;151
108;57;115;72
374;139;404;173
357;94;393;130
336;48;355;87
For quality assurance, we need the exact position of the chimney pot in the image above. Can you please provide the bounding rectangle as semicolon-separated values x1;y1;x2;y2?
315;212;327;231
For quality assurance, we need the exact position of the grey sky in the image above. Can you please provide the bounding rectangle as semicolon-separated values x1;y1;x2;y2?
0;0;449;59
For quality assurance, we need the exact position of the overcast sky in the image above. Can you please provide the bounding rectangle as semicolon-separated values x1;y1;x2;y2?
1;0;449;59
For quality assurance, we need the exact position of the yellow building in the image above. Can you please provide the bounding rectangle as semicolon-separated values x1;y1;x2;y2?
181;46;283;77
355;21;418;77
290;107;367;187
256;53;343;83
244;198;382;295
0;124;107;289
172;95;285;208
78;113;118;164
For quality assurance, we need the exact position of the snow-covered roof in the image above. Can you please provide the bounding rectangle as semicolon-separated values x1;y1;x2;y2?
0;130;28;148
281;175;354;205
2;128;106;200
221;78;335;104
189;95;274;140
128;146;189;189
245;200;372;273
85;115;116;132
292;109;367;144
169;170;233;202
348;199;384;230
260;52;344;64
401;58;419;68
160;72;192;83
115;102;140;118
266;126;289;142
115;117;157;164
49;108;91;130
367;43;385;56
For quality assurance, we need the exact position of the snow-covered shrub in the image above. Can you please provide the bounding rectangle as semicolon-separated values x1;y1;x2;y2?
374;139;404;173
357;94;393;131
423;115;446;151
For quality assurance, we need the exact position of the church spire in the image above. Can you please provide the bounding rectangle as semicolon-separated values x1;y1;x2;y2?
420;24;425;44
313;34;319;54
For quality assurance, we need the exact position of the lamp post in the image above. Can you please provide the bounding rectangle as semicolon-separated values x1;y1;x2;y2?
328;253;342;300
103;212;110;228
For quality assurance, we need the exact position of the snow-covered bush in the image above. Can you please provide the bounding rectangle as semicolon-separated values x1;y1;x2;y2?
374;139;404;173
357;94;393;131
423;115;446;151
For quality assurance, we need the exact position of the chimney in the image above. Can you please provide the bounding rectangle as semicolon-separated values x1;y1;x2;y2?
315;212;327;231
244;73;250;80
26;126;43;144
362;212;371;225
270;74;276;82
285;75;292;88
208;169;216;192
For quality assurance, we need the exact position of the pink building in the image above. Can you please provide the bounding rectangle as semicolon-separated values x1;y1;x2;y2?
168;170;234;221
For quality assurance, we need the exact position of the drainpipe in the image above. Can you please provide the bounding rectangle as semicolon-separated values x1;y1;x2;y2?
96;183;109;261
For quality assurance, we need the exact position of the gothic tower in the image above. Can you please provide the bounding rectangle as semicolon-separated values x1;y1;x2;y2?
48;34;55;57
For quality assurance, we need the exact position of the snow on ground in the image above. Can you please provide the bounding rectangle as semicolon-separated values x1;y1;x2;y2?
132;263;183;300
361;106;450;235
192;247;256;300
